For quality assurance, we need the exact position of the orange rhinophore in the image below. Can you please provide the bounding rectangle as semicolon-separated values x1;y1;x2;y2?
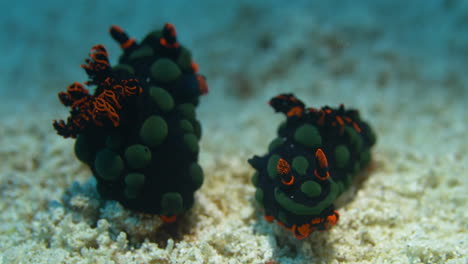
314;148;330;180
315;149;328;168
352;122;362;133
110;25;136;50
336;116;345;126
287;106;303;117
196;75;209;95
269;93;305;116
121;38;136;49
164;23;177;37
160;23;180;49
191;62;199;73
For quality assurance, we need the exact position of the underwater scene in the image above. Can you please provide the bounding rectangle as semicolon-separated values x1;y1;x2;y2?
0;0;467;263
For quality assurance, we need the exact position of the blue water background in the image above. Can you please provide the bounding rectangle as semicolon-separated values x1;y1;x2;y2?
0;0;467;108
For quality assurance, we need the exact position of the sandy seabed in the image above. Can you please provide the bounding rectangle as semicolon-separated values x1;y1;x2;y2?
1;1;467;263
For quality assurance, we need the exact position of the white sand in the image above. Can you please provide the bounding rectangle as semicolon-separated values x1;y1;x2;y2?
1;1;467;263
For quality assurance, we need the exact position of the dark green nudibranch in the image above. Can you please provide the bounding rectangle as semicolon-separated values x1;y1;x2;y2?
53;23;208;223
248;93;376;239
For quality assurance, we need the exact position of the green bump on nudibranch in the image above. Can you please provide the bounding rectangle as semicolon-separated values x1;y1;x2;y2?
336;181;345;195
179;119;194;133
360;149;371;166
335;144;350;169
124;173;145;199
124;144;152;169
95;148;124;181
161;192;184;215
178;103;196;121
140;115;168;147
292;156;309;175
193;120;202;139
176;46;192;70
368;127;377;146
294;124;322;147
353;162;361;174
149;86;174;112
267;154;281;179
268;138;285;152
255;188;264;205
150;58;181;83
129;45;154;60
74;134;93;164
112;64;135;75
251;171;259;187
189;163;204;190
125;172;145;187
183;133;199;153
274;179;339;215
345;173;353;187
345;126;363;152
301;180;322;198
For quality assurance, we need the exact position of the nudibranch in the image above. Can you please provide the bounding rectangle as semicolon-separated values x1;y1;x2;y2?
53;23;207;223
248;93;376;239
